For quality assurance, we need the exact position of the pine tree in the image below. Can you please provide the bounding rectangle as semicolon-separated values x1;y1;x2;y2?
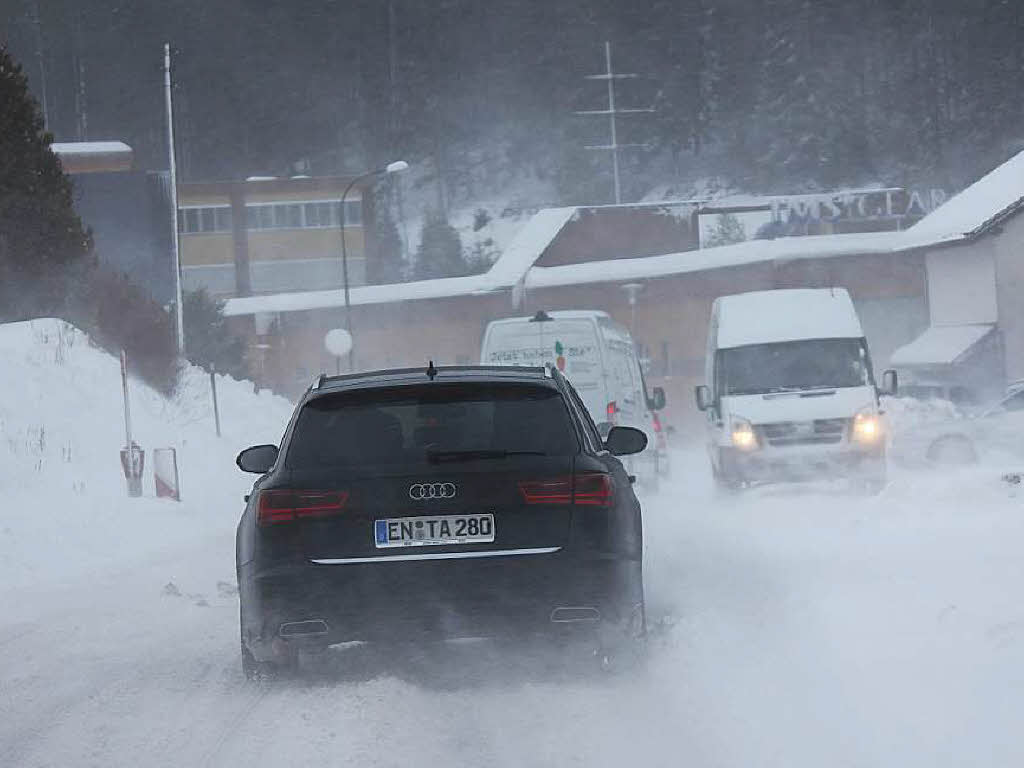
704;212;746;247
413;210;468;280
183;289;246;378
367;188;406;285
0;43;91;320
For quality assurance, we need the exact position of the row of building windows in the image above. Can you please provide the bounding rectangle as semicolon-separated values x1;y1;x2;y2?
179;200;362;234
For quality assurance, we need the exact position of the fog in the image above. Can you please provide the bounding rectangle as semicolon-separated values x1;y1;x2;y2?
3;2;1024;765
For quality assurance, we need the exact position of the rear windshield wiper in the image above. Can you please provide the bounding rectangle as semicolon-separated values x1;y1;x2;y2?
426;449;547;463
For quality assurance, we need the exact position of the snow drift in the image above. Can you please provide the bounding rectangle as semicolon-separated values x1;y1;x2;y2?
0;318;293;599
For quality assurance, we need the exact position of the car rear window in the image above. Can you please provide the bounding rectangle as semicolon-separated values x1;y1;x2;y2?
286;382;579;468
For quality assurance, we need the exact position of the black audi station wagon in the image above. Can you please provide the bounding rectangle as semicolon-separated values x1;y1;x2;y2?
235;364;648;678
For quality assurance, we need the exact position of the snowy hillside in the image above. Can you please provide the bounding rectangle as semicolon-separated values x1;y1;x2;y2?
0;318;293;598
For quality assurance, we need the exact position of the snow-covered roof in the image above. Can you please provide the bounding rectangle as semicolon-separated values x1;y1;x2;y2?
51;141;132;156
714;288;862;348
889;324;995;367
223;273;496;317
488;310;611;324
223;227;896;317
483;206;577;289
902;149;1024;247
524;232;895;290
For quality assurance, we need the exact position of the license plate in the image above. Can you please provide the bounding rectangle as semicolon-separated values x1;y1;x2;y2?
374;514;495;548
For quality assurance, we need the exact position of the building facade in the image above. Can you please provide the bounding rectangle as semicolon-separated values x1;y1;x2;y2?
178;176;376;299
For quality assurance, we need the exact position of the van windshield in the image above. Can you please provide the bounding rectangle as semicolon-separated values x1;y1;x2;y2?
717;338;872;396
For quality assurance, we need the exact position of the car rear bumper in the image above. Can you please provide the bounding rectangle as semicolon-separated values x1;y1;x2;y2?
241;549;642;660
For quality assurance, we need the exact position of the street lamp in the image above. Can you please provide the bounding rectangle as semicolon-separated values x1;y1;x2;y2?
339;160;409;370
621;282;644;335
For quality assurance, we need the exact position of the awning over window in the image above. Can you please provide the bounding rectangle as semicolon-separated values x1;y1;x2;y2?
890;324;994;367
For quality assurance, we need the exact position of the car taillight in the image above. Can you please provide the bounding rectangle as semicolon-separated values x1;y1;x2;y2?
518;473;613;507
572;473;614;506
606;401;618;424
257;489;349;525
652;413;662;433
518;477;573;505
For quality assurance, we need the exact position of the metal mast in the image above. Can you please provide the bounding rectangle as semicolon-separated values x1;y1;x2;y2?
164;43;185;355
575;41;653;204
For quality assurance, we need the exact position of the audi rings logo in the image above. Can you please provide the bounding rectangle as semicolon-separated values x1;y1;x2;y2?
409;482;457;500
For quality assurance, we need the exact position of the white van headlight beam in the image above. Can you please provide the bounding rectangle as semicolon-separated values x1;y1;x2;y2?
731;416;758;450
853;407;882;443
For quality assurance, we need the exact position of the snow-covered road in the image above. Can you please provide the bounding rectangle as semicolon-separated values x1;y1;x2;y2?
3;446;1023;768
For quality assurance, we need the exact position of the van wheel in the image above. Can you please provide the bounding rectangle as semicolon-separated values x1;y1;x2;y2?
712;463;743;493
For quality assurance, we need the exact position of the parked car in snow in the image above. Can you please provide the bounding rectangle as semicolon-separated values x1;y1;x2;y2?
695;288;897;492
888;386;1024;466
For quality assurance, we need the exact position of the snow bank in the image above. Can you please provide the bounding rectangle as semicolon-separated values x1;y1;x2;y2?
0;318;293;598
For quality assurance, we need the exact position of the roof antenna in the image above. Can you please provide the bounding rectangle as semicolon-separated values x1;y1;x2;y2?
426;360;438;380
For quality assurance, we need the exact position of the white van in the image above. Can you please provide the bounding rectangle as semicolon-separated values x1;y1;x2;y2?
481;310;666;481
694;288;897;491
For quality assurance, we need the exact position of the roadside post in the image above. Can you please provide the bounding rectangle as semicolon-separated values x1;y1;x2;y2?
324;328;354;376
154;448;181;501
119;350;144;497
210;367;221;437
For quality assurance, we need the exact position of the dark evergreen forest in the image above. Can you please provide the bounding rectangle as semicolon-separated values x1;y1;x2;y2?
3;0;1022;203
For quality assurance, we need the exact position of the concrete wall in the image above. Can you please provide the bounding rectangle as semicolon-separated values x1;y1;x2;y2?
993;213;1024;382
926;243;998;325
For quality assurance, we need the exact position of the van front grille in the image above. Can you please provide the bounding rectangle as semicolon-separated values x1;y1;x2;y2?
758;418;847;447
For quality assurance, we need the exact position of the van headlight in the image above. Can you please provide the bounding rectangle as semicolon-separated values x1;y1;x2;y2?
731;416;758;450
853;406;883;443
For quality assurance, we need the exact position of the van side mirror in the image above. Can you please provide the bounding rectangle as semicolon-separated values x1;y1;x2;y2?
605;426;648;456
695;385;713;412
236;444;279;474
880;369;898;397
649;386;666;411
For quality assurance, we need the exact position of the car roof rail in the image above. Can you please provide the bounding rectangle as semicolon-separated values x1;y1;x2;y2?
314;373;329;389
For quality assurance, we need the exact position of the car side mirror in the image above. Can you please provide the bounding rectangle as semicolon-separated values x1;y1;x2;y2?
649;386;666;411
236;444;279;474
880;369;898;397
695;385;712;412
604;426;648;456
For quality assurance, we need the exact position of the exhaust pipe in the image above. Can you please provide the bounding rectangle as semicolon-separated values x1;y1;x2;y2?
279;619;329;638
550;607;601;623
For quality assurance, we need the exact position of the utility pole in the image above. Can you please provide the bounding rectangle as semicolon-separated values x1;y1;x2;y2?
73;10;88;140
29;0;48;130
75;58;88;140
164;43;185;355
575;41;653;204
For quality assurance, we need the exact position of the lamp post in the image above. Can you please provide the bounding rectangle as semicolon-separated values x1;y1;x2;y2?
339;160;409;370
621;282;644;336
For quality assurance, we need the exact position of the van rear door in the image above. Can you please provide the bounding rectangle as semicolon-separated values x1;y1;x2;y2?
482;319;606;419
